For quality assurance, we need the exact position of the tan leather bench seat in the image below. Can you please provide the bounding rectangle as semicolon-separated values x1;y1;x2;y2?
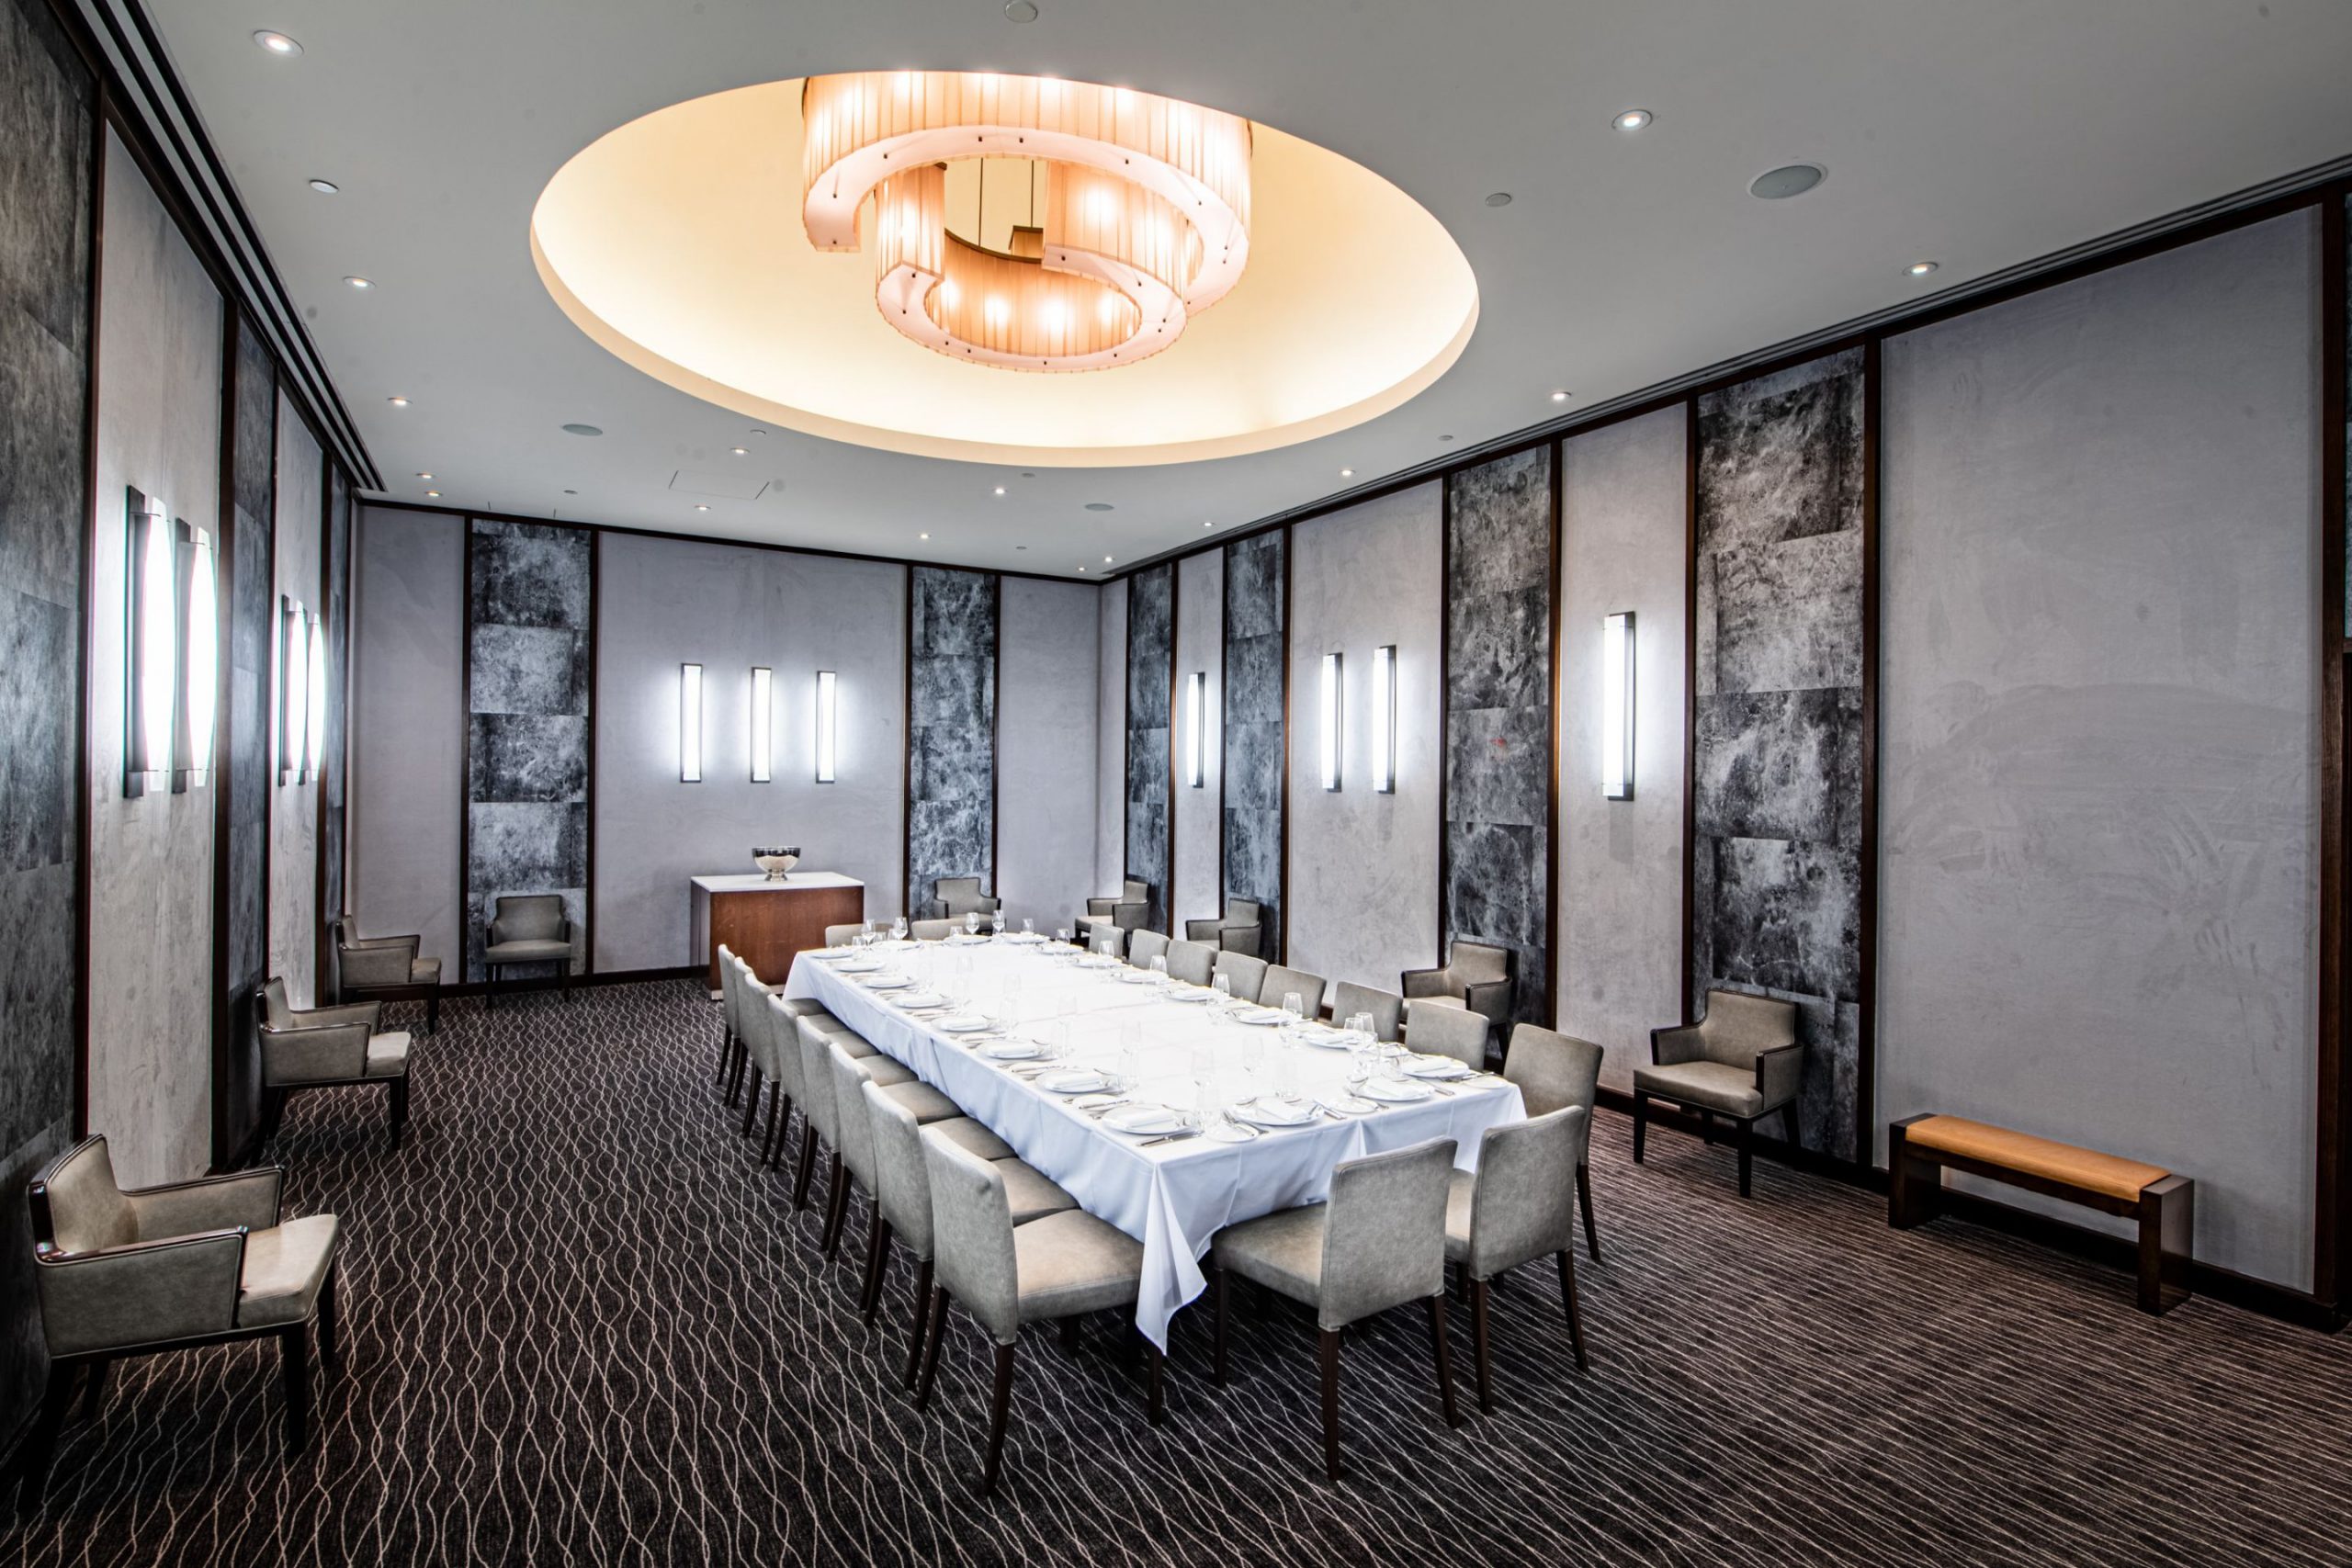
1904;1114;2167;1202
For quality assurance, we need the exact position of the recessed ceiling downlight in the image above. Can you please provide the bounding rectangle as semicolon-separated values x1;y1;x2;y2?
1749;164;1826;199
1084;502;1115;513
1484;191;1513;208
1906;260;1940;276
1613;109;1653;131
562;423;603;436
253;29;301;56
308;178;339;195
1004;0;1039;19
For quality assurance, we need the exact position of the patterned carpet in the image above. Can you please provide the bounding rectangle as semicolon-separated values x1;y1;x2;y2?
8;979;2351;1567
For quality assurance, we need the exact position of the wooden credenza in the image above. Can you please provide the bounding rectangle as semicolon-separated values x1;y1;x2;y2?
690;873;865;993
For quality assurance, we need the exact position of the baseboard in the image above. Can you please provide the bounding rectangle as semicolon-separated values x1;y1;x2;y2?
1591;1089;2344;1333
412;965;703;999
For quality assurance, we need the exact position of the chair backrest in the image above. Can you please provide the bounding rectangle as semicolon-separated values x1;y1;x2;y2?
823;922;865;947
826;1041;881;1189
1464;1108;1584;1280
261;976;294;1029
717;944;741;1038
1406;1000;1488;1066
1090;926;1126;959
1213;950;1268;999
863;1081;938;1259
492;893;567;943
1316;1137;1454;1330
1503;1024;1601;1167
910;919;956;942
794;1018;841;1144
1260;964;1328;1017
1330;981;1403;1043
1227;898;1263;926
762;994;807;1100
1122;878;1149;905
1447;940;1510;984
741;967;780;1076
1165;939;1216;987
1699;988;1798;1068
30;1137;135;1255
921;1126;1022;1344
1128;929;1170;970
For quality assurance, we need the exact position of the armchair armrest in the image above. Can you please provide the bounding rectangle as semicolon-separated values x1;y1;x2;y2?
1220;923;1261;955
261;1021;373;1085
33;1229;247;1355
920;899;946;920
1462;977;1511;1022
1184;917;1221;942
337;944;418;989
978;895;1001;915
127;1168;284;1236
1650;1023;1705;1066
1086;897;1117;917
1755;1042;1807;1109
340;932;418;953
292;999;383;1031
1113;900;1148;931
1400;967;1450;1000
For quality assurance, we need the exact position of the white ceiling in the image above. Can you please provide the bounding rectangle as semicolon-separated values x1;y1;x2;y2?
152;0;2352;580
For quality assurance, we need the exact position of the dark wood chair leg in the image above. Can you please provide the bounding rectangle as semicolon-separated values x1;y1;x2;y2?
860;1215;893;1323
1468;1278;1492;1414
1426;1296;1460;1428
1057;1315;1080;1352
17;1363;76;1512
390;1077;410;1149
715;1027;732;1085
914;1290;953;1410
980;1342;1017;1498
77;1359;107;1423
1631;1091;1646;1163
740;1069;763;1138
1557;1250;1589;1371
820;1156;851;1257
1144;1338;1165;1427
319;1264;342;1371
1317;1328;1343;1483
1782;1100;1803;1152
1211;1264;1229;1386
1701;1110;1715;1145
281;1324;312;1453
1577;1162;1600;1262
1736;1116;1754;1197
791;1123;820;1210
904;1260;934;1389
426;991;439;1034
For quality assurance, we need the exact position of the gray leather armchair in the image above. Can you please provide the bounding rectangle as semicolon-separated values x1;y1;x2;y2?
258;977;413;1148
1634;988;1803;1197
484;893;576;1007
1184;898;1263;956
921;875;1001;923
22;1136;341;1502
1075;879;1150;946
1401;940;1515;1032
329;918;442;1033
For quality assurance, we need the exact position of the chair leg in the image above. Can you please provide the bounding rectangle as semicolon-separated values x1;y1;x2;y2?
1557;1251;1589;1371
980;1342;1017;1498
1317;1328;1343;1483
791;1124;820;1210
1577;1162;1600;1263
1427;1296;1460;1429
914;1290;953;1410
17;1363;77;1512
760;1092;785;1167
1468;1277;1493;1414
1782;1100;1803;1153
426;991;440;1034
77;1359;107;1424
1211;1264;1229;1386
319;1264;342;1371
820;1156;851;1257
281;1323;312;1453
715;1028;732;1086
390;1077;410;1150
1057;1315;1080;1353
860;1215;893;1324
904;1259;934;1389
1144;1337;1165;1427
1736;1116;1754;1197
1631;1091;1646;1163
740;1069;763;1138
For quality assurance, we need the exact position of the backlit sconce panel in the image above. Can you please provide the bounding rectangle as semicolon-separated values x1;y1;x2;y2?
1319;650;1342;791
124;491;174;796
1186;670;1206;788
815;670;838;783
1371;644;1396;795
304;610;326;783
176;523;219;791
1601;611;1634;800
278;593;309;785
750;665;773;782
680;662;704;782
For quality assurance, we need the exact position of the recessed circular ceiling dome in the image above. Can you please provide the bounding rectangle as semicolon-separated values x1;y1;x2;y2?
530;75;1479;468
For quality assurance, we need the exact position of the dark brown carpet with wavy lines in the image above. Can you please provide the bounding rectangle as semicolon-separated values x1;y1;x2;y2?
9;979;2352;1567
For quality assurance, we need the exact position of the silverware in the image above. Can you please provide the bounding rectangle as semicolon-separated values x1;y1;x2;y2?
1138;1128;1202;1147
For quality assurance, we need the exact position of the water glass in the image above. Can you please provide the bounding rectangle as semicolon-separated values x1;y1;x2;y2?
966;910;981;935
1212;973;1233;1010
1056;926;1072;946
1150;955;1169;985
891;916;908;942
1283;991;1305;1024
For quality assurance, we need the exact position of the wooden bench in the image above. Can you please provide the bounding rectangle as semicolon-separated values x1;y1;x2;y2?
1888;1113;2193;1314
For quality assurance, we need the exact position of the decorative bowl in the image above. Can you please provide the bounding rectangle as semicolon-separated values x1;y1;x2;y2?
752;845;800;880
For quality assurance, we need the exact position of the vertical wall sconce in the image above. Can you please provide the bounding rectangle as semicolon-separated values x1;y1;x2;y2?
124;491;175;796
304;609;326;784
175;523;219;792
1370;644;1396;794
680;662;704;782
1186;670;1206;788
814;670;838;783
1601;611;1635;799
278;594;309;785
1319;650;1343;791
749;665;773;783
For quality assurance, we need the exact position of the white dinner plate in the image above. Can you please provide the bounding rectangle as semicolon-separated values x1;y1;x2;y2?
832;959;882;974
1235;1098;1318;1128
1231;1007;1289;1027
895;991;947;1010
936;1014;991;1032
1117;970;1159;986
1403;1055;1474;1079
1360;1077;1434;1103
815;947;859;959
1003;932;1046;944
1102;1104;1190;1135
1037;1068;1106;1094
1295;1027;1354;1050
1324;1094;1378;1115
1164;986;1210;1004
982;1039;1043;1061
862;976;911;990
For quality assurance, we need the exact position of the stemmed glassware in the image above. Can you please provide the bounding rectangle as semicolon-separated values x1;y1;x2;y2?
1211;973;1233;1014
966;910;982;936
891;915;909;942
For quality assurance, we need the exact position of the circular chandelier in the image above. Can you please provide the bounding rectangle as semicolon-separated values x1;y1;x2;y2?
802;71;1252;373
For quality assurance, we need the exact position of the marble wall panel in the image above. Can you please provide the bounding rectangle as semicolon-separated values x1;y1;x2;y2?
1691;345;1868;1161
0;0;91;1442
320;468;351;947
1221;530;1284;956
267;396;320;1008
465;519;591;979
1443;448;1554;1029
906;566;997;919
1124;563;1174;932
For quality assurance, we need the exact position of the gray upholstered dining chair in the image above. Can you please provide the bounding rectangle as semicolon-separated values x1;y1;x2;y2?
1504;1024;1605;1259
1445;1107;1590;1411
804;1024;944;1253
1213;950;1268;1002
914;1131;1158;1498
1635;989;1803;1197
483;893;575;1007
1330;981;1403;1043
788;1013;874;1213
258;978;413;1147
1405;998;1487;1069
922;875;1001;923
1184;898;1263;956
1088;926;1127;960
718;944;754;1103
910;918;956;942
823;922;867;947
1075;879;1150;946
827;1041;972;1294
1210;1138;1460;1482
1259;964;1329;1019
862;1084;1077;1375
1126;929;1170;971
1401;940;1514;1032
329;917;442;1034
734;960;789;1146
22;1136;341;1500
1164;939;1216;987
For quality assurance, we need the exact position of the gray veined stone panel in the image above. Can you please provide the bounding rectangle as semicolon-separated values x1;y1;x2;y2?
1692;688;1861;847
1124;562;1175;931
905;567;997;919
468;624;586;716
470;522;592;629
1221;531;1284;956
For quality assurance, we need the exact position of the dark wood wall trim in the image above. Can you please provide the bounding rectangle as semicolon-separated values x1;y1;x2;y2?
1432;475;1452;973
585;527;601;974
1278;525;1292;964
1679;398;1698;1031
208;307;238;1163
1857;337;1884;1171
1166;563;1180;936
990;572;1003;897
70;102;107;1143
1544;433;1565;1026
2319;187;2349;1309
899;563;913;920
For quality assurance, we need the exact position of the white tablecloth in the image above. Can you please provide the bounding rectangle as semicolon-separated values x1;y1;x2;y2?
784;939;1525;1348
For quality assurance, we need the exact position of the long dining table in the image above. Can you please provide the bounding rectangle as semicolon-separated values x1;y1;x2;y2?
785;935;1527;1348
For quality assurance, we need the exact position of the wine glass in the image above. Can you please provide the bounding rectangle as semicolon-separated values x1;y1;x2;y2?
1283;991;1306;1025
891;915;908;942
1056;926;1072;948
1150;955;1169;986
966;910;981;936
1212;973;1233;1014
1023;918;1035;937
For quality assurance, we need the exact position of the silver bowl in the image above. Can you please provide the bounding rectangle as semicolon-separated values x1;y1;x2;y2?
753;852;799;880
